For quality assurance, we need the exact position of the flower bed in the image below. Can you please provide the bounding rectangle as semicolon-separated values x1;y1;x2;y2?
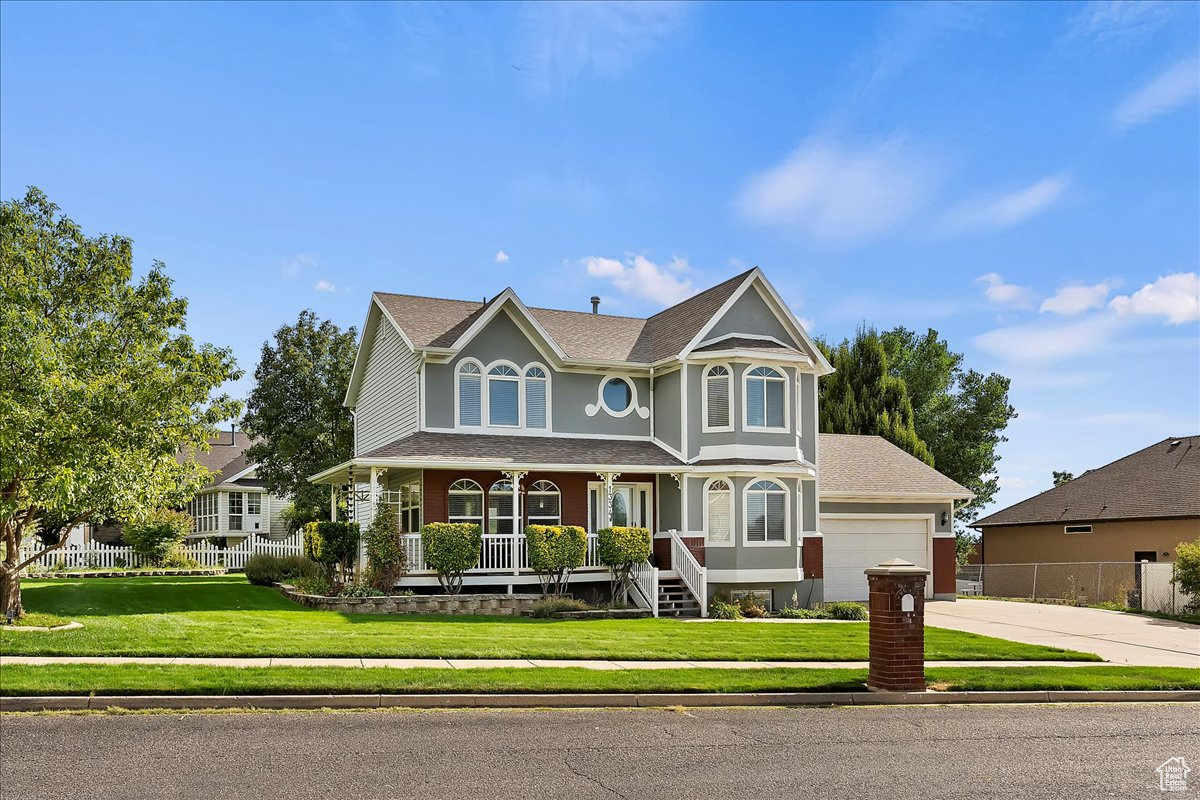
277;584;542;616
26;568;227;579
551;608;650;620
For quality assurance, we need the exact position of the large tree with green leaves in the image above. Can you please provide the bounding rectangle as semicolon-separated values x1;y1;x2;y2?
242;311;356;528
0;188;241;617
880;327;1016;523
817;327;932;465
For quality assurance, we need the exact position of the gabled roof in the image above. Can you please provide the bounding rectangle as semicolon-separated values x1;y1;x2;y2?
177;431;260;490
818;434;973;499
973;435;1200;528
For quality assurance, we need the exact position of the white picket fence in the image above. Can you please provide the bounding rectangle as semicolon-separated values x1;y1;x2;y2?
19;533;303;573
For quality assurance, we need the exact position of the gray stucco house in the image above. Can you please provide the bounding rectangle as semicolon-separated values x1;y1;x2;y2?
311;268;970;615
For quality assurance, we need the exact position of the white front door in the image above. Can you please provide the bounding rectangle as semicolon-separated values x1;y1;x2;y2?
820;515;933;601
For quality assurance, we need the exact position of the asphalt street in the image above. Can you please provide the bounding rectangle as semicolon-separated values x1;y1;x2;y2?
2;703;1197;799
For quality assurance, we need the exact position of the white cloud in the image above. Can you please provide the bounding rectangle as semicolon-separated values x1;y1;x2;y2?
281;254;317;279
972;315;1122;363
734;138;939;245
976;273;1034;309
520;1;688;91
797;317;816;333
1040;282;1114;316
997;475;1033;492
943;176;1069;232
1113;55;1200;130
582;254;696;306
1109;272;1200;324
495;250;510;263
314;280;336;292
1065;1;1175;45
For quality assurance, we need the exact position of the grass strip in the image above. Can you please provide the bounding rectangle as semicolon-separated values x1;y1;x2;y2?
2;664;1196;697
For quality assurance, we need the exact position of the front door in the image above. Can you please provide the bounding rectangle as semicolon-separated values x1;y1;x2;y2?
588;482;651;531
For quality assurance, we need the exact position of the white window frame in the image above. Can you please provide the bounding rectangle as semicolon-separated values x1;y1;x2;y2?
448;478;484;529
702;364;734;433
703;477;734;547
523;363;551;431
742;477;790;546
585;374;649;419
245;492;262;516
486;362;522;428
487;478;515;534
455;359;484;428
527;480;561;527
1064;525;1093;534
190;492;218;534
399;481;422;534
742;364;790;433
227;491;244;532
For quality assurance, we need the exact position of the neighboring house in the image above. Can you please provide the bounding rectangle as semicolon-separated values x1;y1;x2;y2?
972;435;1200;566
180;429;292;545
311;268;972;612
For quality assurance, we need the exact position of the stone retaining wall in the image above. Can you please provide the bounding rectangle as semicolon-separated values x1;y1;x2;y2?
26;569;226;579
278;585;542;616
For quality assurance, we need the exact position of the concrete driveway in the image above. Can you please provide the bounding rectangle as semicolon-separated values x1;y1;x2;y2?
926;599;1200;667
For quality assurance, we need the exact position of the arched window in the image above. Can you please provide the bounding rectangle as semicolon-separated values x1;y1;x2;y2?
705;479;732;545
448;479;484;528
745;479;787;543
527;480;561;526
703;365;732;431
457;362;482;427
744;366;786;430
488;479;515;535
488;364;520;427
525;366;548;430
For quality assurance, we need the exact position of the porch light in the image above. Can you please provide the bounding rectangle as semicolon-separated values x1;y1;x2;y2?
941;511;949;526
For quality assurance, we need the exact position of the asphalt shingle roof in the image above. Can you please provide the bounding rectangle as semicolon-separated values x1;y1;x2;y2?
972;435;1200;527
178;431;258;489
818;434;973;498
359;431;686;468
372;269;755;364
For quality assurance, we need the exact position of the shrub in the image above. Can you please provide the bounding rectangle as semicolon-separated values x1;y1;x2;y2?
528;597;593;618
244;554;324;586
421;522;482;594
364;501;407;592
597;526;651;601
525;524;588;597
1174;538;1200;610
293;574;333;596
708;598;743;620
821;601;868;621
161;551;199;570
303;520;360;585
736;595;769;618
339;581;385;598
122;509;193;566
777;606;818;619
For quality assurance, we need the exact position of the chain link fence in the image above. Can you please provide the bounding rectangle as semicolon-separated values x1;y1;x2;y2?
956;561;1193;614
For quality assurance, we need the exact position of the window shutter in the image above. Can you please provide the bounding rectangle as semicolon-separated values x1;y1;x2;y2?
526;379;547;428
459;375;481;426
706;375;729;428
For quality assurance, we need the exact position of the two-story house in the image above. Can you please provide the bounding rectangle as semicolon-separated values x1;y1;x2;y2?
181;430;291;545
310;268;971;614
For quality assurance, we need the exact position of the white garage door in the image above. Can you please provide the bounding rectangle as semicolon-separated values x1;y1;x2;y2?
820;516;932;602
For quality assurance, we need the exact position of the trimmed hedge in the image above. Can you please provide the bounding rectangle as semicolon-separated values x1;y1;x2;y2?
597;526;651;601
525;524;588;597
244;554;324;587
302;521;360;583
421;522;482;595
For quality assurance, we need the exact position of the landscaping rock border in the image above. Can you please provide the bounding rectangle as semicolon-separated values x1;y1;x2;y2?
277;584;542;616
26;569;227;579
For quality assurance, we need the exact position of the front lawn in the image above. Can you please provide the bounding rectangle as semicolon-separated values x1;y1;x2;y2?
2;664;1196;697
0;576;1098;662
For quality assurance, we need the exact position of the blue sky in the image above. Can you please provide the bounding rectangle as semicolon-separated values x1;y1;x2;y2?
3;1;1198;515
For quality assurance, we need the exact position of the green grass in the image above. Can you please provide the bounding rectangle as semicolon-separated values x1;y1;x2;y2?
1;664;1195;697
3;612;71;628
0;575;1098;662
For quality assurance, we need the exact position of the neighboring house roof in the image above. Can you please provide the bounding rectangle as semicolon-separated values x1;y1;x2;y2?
818;434;974;499
371;268;758;364
972;435;1200;528
178;431;261;490
357;431;686;470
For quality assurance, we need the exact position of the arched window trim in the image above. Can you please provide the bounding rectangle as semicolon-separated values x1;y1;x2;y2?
703;477;734;548
523;362;552;431
527;479;561;527
448;478;484;529
701;363;734;433
742;476;790;547
455;359;485;428
742;364;790;433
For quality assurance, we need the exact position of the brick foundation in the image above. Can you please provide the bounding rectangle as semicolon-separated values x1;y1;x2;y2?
865;561;929;692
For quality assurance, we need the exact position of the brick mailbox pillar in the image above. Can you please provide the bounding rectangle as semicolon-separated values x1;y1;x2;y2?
864;558;930;692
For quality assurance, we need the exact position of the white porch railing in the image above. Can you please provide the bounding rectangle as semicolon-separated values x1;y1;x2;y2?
670;530;708;618
629;559;660;617
401;532;605;574
18;533;303;573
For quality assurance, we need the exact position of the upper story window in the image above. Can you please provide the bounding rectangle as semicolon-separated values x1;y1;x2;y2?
448;479;484;528
603;378;632;412
703;365;732;431
246;493;262;516
745;479;787;544
488;479;514;534
488;365;520;427
457;362;482;427
744;366;787;431
228;491;244;531
527;480;561;526
525;366;548;430
705;479;732;546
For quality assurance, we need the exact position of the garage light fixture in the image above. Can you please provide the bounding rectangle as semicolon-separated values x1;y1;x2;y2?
940;511;949;526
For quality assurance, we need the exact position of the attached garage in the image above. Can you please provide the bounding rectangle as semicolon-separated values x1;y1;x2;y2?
820;515;933;601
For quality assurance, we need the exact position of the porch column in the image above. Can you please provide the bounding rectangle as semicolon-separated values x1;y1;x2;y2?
595;472;619;528
330;483;337;522
504;470;528;576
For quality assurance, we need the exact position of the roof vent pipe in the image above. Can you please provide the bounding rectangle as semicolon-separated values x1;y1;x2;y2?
590;296;600;315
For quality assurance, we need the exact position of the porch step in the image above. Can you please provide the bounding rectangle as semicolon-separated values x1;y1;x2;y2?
657;578;701;618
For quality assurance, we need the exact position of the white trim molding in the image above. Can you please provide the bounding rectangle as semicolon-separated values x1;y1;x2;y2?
695;443;800;462
707;568;803;583
742;476;791;547
585;374;650;419
701;363;734;433
702;477;735;548
741;363;790;434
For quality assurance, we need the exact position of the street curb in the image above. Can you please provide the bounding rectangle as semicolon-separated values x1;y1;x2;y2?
3;690;1199;712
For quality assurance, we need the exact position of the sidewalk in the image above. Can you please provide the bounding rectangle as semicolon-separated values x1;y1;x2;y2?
1;655;1112;670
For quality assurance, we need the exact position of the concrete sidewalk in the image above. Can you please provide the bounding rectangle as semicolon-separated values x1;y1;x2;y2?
1;655;1114;670
926;600;1200;667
